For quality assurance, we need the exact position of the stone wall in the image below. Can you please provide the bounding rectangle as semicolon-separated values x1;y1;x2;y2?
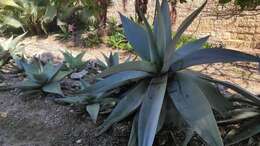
108;0;260;53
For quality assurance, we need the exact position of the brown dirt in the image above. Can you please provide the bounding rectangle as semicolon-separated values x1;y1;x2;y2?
0;74;130;146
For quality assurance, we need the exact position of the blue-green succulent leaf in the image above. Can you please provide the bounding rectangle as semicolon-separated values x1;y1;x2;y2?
138;75;168;146
86;71;150;95
171;48;260;72
97;81;148;135
168;73;223;146
120;13;150;61
162;0;207;72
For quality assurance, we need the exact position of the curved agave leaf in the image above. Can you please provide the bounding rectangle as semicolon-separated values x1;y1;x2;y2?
51;70;72;82
171;48;260;72
168;73;223;146
224;118;260;146
96;61;157;78
0;0;21;8
162;0;207;72
201;77;260;106
138;9;160;63
14;79;41;90
153;0;172;58
55;95;93;105
218;108;260;124
97;81;148;135
138;75;168;146
44;62;62;81
182;71;232;117
86;103;100;123
120;13;150;61
172;36;209;63
42;82;63;95
2;15;23;28
85;71;151;95
128;113;139;146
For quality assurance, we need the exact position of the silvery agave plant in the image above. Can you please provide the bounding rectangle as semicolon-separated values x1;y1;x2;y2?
96;52;120;70
14;58;72;96
0;33;26;68
62;51;87;71
61;0;260;145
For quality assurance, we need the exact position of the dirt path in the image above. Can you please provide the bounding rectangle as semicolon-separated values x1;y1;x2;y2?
0;75;129;146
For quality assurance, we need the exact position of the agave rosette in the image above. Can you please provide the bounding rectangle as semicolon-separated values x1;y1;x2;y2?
96;52;120;70
62;50;87;71
62;0;260;145
15;58;72;96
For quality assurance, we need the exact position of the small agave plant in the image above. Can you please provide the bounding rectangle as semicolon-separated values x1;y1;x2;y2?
14;57;72;96
60;0;260;145
96;52;120;70
0;33;26;68
62;50;87;71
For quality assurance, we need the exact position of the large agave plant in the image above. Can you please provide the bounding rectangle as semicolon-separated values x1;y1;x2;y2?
63;0;260;145
14;58;72;96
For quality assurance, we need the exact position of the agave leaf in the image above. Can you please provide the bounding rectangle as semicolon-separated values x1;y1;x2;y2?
44;62;62;80
138;10;160;63
7;33;26;50
42;82;63;95
162;0;207;72
119;13;150;61
0;0;21;8
156;96;167;133
2;16;23;28
19;89;42;97
173;36;209;62
76;51;85;60
51;70;72;82
86;103;100;123
86;71;150;95
97;81;148;135
153;0;172;58
182;71;232;116
202;77;260;106
43;6;57;23
14;79;41;90
168;73;223;146
32;73;49;84
138;75;168;146
101;52;111;67
96;61;157;78
218;108;260;124
224;118;260;146
171;48;260;72
128;113;139;146
111;52;119;66
55;95;92;105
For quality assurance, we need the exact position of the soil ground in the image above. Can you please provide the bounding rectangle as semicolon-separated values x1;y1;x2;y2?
0;35;260;146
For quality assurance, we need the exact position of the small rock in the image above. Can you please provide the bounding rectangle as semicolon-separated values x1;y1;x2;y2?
76;139;82;144
0;112;7;118
70;70;88;79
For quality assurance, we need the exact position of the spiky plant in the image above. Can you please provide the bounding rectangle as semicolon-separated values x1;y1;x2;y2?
14;58;72;96
64;0;260;145
96;52;120;70
62;51;87;71
0;33;26;68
